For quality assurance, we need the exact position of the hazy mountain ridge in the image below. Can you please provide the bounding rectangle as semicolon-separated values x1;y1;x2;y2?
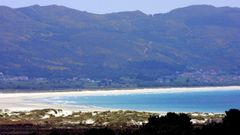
0;5;240;89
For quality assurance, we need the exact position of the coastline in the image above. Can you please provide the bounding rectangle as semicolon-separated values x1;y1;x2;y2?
0;86;240;112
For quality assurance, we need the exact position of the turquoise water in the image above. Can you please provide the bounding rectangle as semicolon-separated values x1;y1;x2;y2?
50;90;240;113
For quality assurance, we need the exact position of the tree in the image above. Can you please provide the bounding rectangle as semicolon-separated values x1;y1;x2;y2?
139;113;193;135
223;109;240;135
84;128;115;135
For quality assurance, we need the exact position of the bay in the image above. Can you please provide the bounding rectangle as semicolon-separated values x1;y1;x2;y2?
49;90;240;113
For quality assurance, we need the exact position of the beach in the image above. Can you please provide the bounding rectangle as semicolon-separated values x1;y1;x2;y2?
1;86;240;112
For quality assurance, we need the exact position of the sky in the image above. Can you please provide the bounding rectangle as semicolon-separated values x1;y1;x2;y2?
1;0;240;14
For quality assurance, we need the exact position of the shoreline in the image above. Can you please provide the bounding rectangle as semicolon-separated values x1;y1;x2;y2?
0;86;240;112
2;85;240;93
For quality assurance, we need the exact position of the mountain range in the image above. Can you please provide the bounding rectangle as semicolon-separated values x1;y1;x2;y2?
1;5;240;89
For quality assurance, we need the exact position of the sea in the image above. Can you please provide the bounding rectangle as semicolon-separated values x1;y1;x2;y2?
48;90;240;113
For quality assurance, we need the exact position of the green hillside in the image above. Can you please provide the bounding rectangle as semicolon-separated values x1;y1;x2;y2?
0;5;240;90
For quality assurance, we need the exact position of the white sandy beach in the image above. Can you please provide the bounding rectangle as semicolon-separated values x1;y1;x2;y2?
0;86;240;112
